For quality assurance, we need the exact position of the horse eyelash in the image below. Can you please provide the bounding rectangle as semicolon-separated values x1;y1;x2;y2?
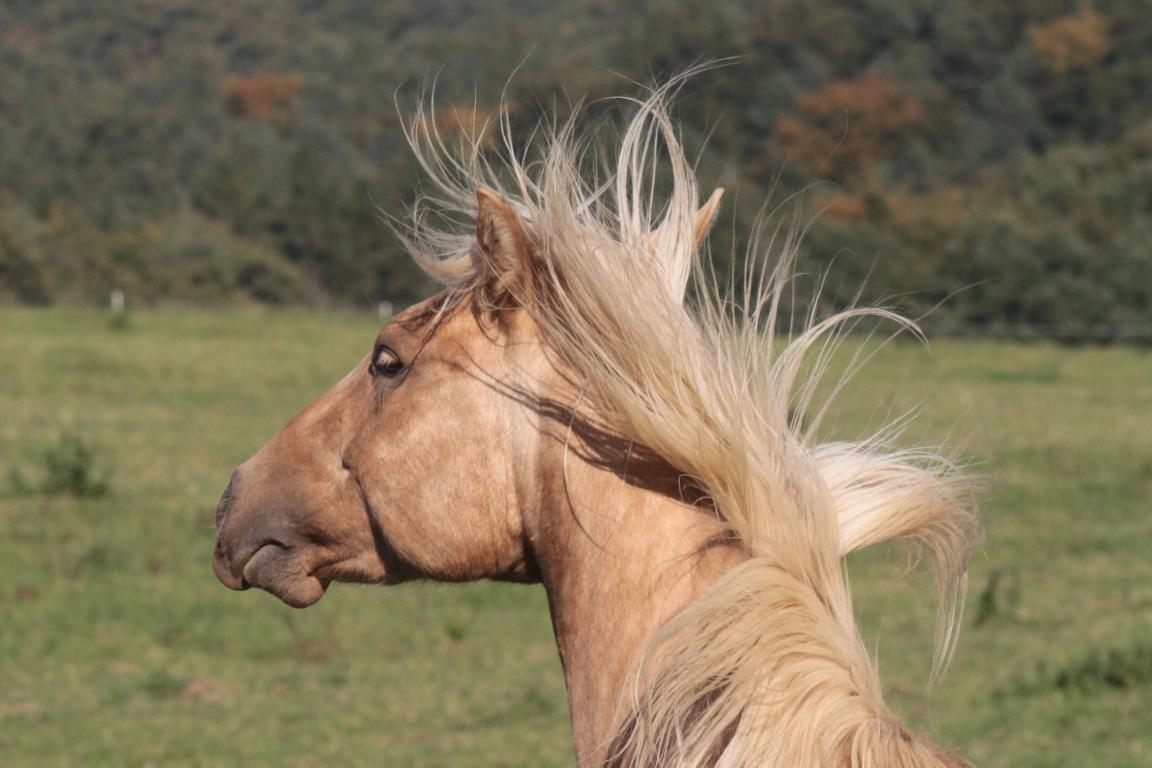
371;346;405;377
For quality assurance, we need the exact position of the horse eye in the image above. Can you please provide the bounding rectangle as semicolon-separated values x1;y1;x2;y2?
371;346;405;377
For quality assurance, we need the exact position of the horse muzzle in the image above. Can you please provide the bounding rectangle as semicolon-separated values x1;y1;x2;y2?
211;470;331;608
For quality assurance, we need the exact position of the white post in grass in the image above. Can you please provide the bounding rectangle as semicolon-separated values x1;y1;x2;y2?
378;300;393;322
110;289;125;313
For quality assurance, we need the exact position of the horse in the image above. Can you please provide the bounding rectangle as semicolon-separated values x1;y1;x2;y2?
212;78;982;767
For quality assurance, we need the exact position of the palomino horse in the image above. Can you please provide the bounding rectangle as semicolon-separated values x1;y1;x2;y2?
213;81;981;767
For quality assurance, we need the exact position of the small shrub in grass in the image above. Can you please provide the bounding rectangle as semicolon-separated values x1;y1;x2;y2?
973;568;1021;627
141;668;186;700
1051;643;1152;693
6;465;31;496
39;434;111;498
107;311;132;332
1002;641;1152;697
443;619;468;642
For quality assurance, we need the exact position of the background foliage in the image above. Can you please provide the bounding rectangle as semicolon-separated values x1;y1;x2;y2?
0;1;1149;336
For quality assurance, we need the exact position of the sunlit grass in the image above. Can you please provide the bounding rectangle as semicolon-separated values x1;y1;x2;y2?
1;306;1149;766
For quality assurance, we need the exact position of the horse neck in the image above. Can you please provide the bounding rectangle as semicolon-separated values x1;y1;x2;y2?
526;429;745;766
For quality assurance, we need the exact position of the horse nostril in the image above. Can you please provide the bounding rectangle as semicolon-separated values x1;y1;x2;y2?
215;471;240;530
212;545;247;591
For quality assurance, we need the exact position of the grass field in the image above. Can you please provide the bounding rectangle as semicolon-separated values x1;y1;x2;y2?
1;305;1149;767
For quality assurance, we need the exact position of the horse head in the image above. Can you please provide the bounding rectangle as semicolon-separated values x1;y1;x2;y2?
212;188;723;605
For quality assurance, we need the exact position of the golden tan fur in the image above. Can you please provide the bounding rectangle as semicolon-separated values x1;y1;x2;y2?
213;73;981;766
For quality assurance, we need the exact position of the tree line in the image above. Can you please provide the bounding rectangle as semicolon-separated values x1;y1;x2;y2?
0;0;1148;339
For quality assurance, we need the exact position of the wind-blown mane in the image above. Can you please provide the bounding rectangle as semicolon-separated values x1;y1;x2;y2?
398;75;982;767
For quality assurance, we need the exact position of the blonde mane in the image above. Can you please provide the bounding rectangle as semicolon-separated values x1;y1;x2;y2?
398;73;982;767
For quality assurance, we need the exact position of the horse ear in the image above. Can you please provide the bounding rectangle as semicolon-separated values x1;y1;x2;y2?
648;187;726;301
694;188;724;248
473;188;533;304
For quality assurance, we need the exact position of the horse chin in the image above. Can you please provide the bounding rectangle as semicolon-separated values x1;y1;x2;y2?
242;544;329;608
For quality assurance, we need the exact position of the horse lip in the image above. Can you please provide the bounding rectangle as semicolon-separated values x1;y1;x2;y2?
237;542;329;608
240;542;283;585
213;539;284;591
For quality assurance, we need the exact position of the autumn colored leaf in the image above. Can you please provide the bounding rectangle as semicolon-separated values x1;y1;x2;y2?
771;73;922;183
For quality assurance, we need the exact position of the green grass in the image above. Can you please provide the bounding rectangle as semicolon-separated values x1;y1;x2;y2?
1;306;1149;767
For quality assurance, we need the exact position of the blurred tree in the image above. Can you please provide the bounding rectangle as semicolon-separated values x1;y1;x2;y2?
223;73;304;122
771;73;923;184
1029;7;1113;78
0;0;1148;338
0;206;51;304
